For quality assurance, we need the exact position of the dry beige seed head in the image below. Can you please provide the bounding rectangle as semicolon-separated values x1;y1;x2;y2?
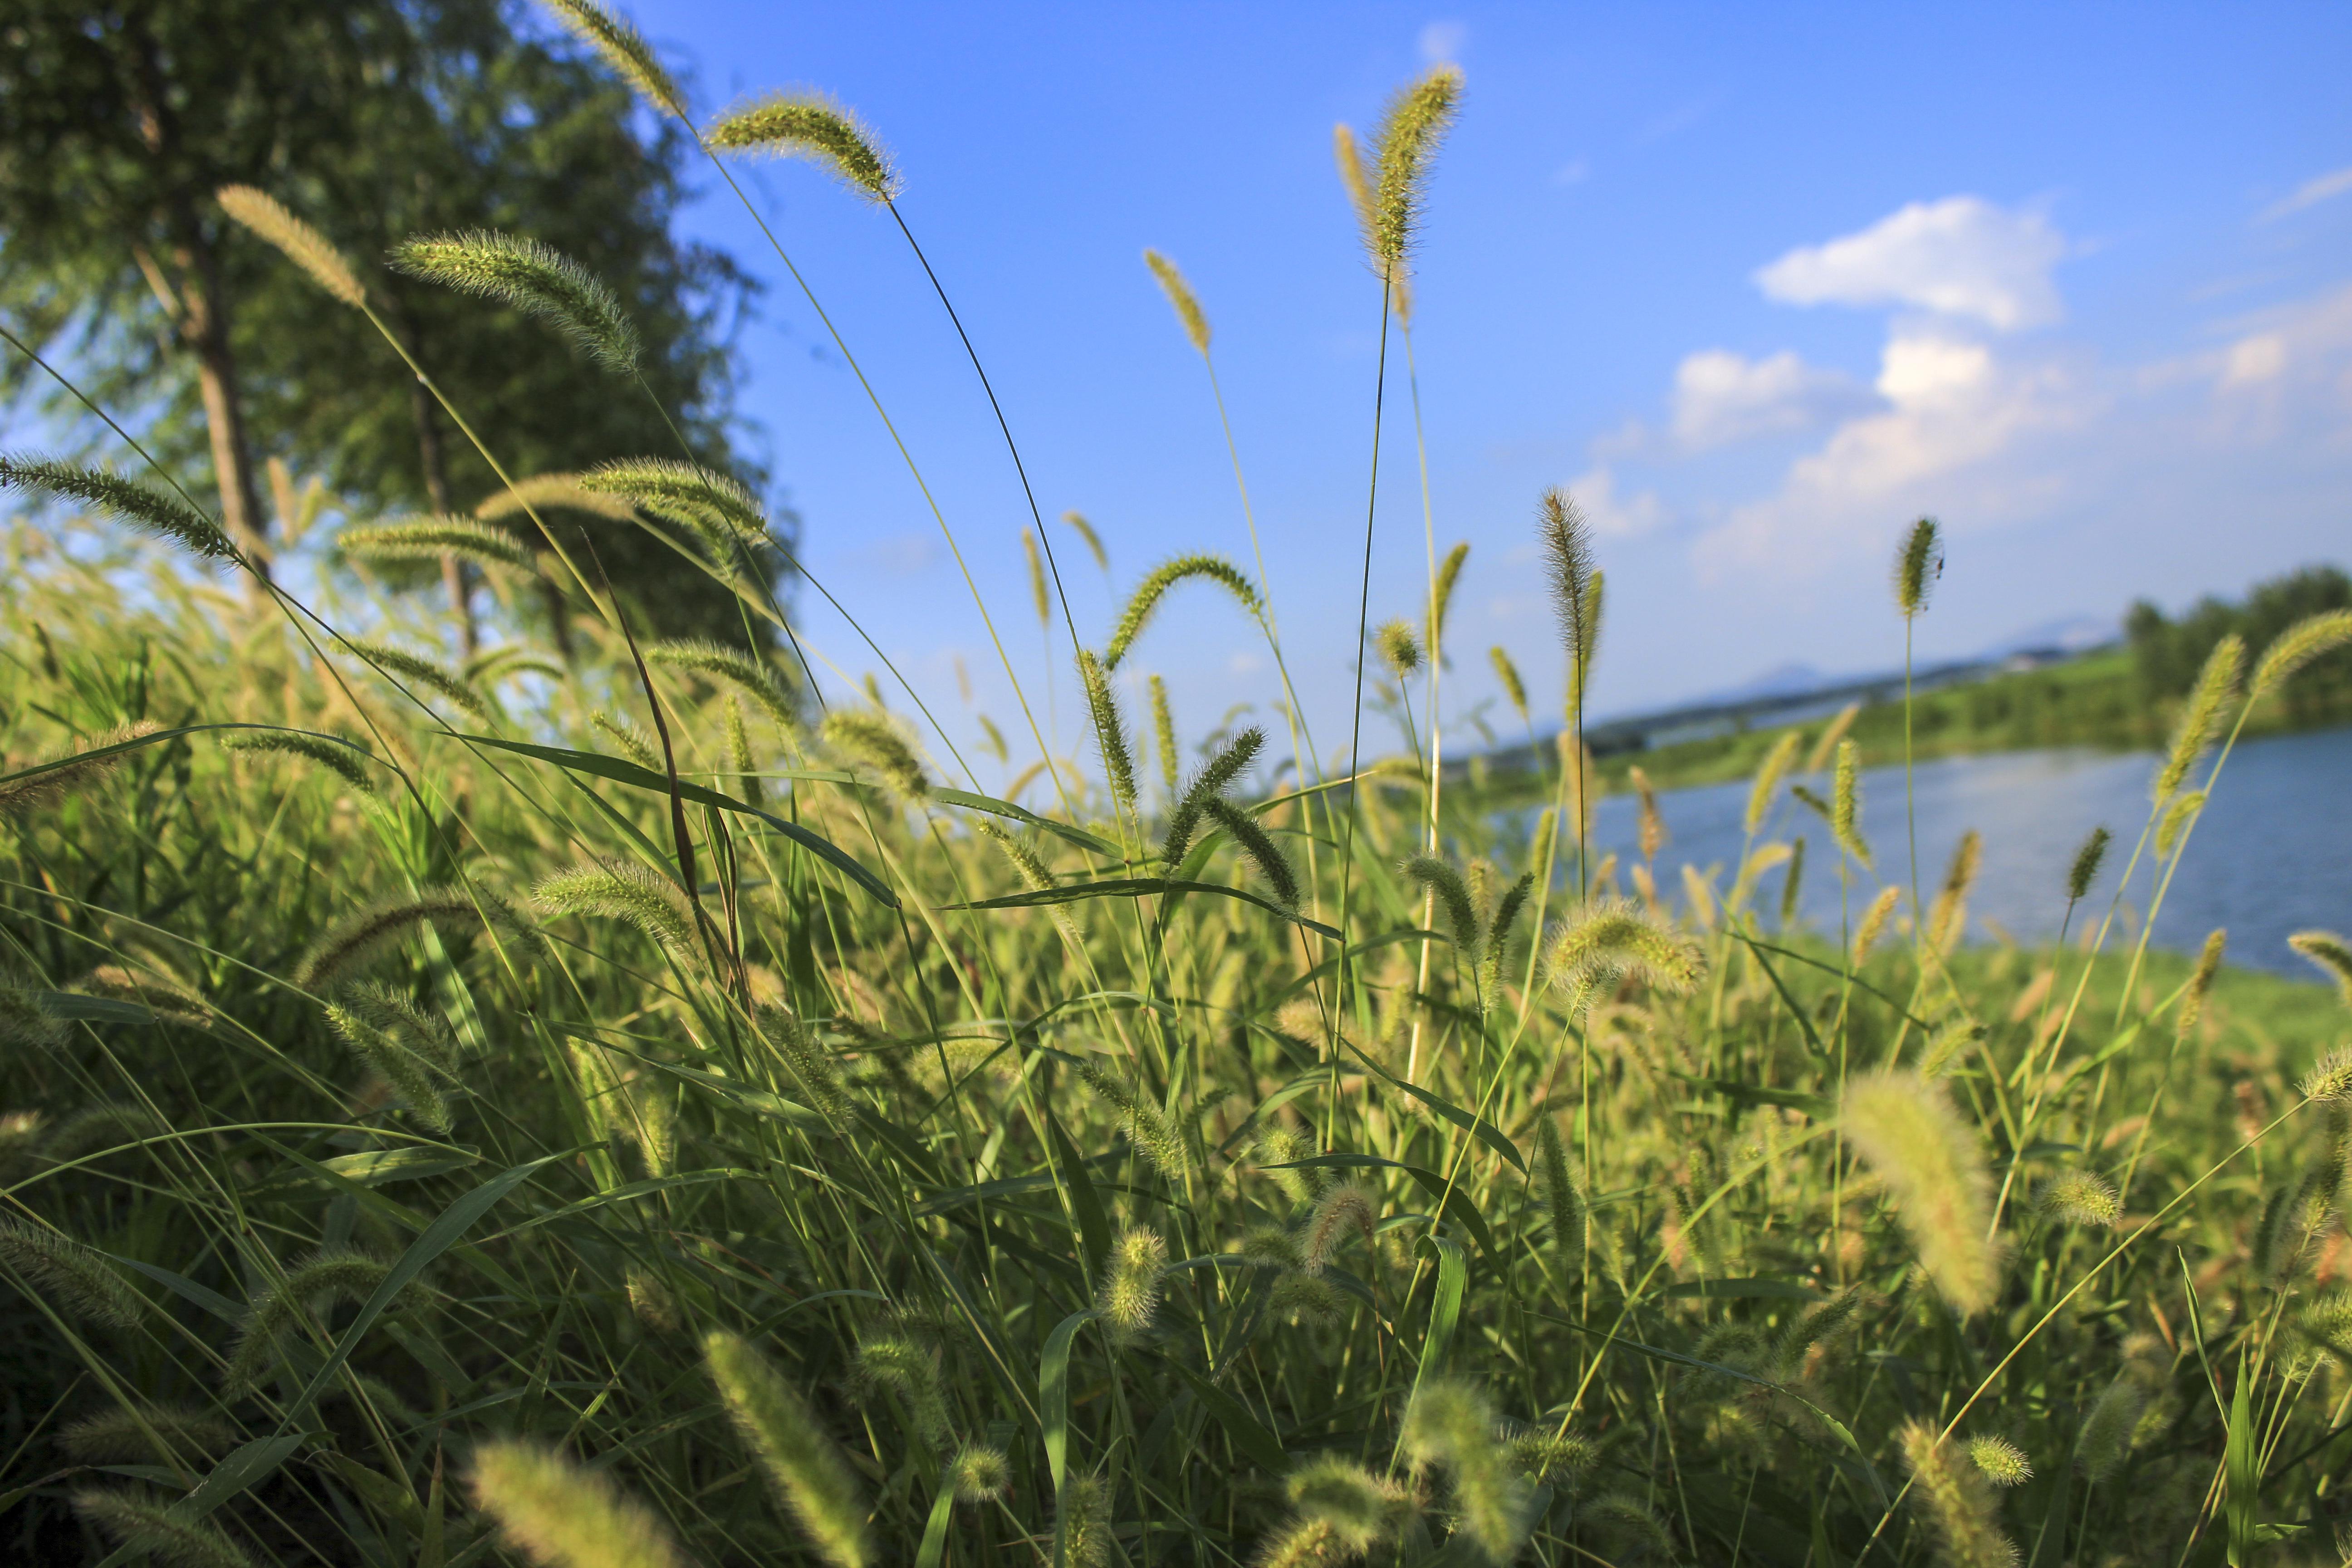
217;185;366;308
1898;1421;2018;1568
1852;885;1903;968
1842;1071;2002;1314
2287;930;2352;1006
1143;249;1212;355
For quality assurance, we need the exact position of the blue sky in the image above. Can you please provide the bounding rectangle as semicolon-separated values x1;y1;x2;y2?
627;1;2350;789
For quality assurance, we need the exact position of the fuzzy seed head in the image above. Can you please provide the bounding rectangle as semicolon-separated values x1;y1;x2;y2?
2038;1170;2121;1227
1075;650;1139;815
952;1443;1010;1503
2249;608;2352;702
475;471;638;524
2066;825;2112;902
823;710;929;802
471;1439;684;1568
1745;730;1804;837
534;860;697;953
1303;1182;1376;1276
1285;1454;1405;1551
0;455;234;560
1399;1380;1532;1565
2300;1045;2352;1104
580;458;768;552
228;1249;398;1392
2153;634;2241;803
294;886;487;990
1895;518;1943;617
1058;1475;1115;1568
59;1404;236;1467
1899;1421;2019;1568
1063;510;1109;572
2288;930;2352;1007
1539;488;1597;681
340;637;489;717
1429;541;1469;656
1106;555;1266;669
1842;1072;2002;1315
217;184;366;308
72;1489;258;1568
1367;67;1463;269
1098;1226;1170;1334
1489;646;1529;722
540;0;686;117
1534;1116;1586;1259
2178;928;2226;1039
2074;1374;2150;1483
703;1332;873;1568
1376;618;1421;679
0;721;163;819
1967;1435;2032;1487
1203;797;1302;908
0;1215;143;1328
706;93;899;202
1149;674;1179;800
1545;898;1707;1014
1832;739;1869;866
391;230;639;375
645;638;797;732
339;515;534;572
1076;1061;1191;1178
1144;249;1212;354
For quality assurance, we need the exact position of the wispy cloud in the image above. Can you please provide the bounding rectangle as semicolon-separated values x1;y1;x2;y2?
1671;348;1874;450
2260;165;2352;222
1755;196;2068;331
1417;20;1466;65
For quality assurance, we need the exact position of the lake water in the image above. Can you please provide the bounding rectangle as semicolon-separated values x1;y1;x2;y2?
1510;725;2352;979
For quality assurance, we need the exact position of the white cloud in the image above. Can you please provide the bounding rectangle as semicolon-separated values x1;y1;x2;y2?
1417;20;1466;64
2260;165;2352;222
1694;330;2092;573
2222;333;2287;387
1568;466;1667;537
1755;196;2068;331
1671;348;1872;450
1553;157;1590;188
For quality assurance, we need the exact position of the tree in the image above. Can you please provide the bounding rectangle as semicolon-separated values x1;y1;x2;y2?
0;0;774;645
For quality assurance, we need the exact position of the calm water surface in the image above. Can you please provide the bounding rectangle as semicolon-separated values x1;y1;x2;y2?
1508;725;2352;978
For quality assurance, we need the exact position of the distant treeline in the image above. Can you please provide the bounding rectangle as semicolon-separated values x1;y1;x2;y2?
2127;564;2352;725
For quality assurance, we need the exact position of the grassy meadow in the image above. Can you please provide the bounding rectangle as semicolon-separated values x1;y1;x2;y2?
6;10;2352;1568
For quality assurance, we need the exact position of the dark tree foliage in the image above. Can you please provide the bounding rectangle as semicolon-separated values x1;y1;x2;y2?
0;0;780;644
2127;564;2352;723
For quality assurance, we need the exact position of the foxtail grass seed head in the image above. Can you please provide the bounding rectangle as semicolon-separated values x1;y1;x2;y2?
72;1490;257;1568
952;1444;1010;1503
340;637;489;717
1063;509;1109;572
580;459;768;550
1203;798;1302;908
2156;790;2203;860
2038;1170;2121;1227
2178;928;2226;1040
1098;1226;1170;1335
1303;1182;1375;1275
0;1215;143;1328
1402;855;1480;958
1806;702;1862;775
326;1000;454;1133
2153;634;2241;803
0;721;163;817
534;860;698;953
644;638;797;731
1546;898;1707;1015
1842;1072;2002;1315
2075;1374;2150;1483
1257;1126;1319;1204
471;1439;684;1568
1489;646;1529;723
0;988;65;1050
1539;488;1598;693
1375;618;1420;680
1106;555;1266;669
1150;675;1179;799
1144;249;1212;355
1928;828;1982;952
1429;540;1469;655
2288;931;2352;1006
1285;1455;1405;1551
1630;766;1667;863
295;886;481;990
59;1404;236;1466
1058;1474;1115;1568
1163;725;1266;864
853;1332;951;1446
706;93;899;202
540;0;685;116
2249;608;2352;702
1334;122;1375;253
2066;825;2112;902
1399;1380;1532;1565
227;1249;396;1391
1898;1421;2018;1568
1076;650;1140;814
339;515;534;572
392;230;639;375
1967;1435;2033;1487
1077;1061;1191;1178
1832;739;1869;865
591;711;662;773
1021;529;1050;628
703;1332;872;1568
1534;1116;1585;1258
1895;518;1942;618
1780;835;1808;926
823;710;928;802
1367;66;1463;270
476;470;639;524
0;455;234;559
2300;1045;2352;1105
1745;730;1803;837
217;184;366;308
